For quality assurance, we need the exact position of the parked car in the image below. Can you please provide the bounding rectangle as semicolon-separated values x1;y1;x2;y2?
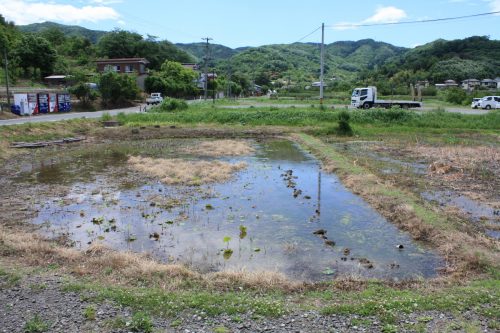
471;98;481;109
146;93;163;105
479;96;500;110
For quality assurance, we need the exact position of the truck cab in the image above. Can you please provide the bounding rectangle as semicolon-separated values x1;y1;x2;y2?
351;87;375;109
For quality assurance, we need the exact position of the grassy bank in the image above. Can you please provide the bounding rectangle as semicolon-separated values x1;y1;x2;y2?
117;105;500;130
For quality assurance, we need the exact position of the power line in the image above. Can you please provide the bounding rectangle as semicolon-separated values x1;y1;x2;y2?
330;10;500;28
293;26;322;44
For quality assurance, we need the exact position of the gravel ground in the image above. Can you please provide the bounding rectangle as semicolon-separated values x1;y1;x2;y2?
0;274;497;333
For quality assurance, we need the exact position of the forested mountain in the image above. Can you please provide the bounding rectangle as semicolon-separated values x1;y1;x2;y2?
367;36;500;84
175;43;240;62
18;21;106;43
214;40;406;87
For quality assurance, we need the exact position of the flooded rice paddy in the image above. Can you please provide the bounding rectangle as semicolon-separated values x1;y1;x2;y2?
22;139;441;281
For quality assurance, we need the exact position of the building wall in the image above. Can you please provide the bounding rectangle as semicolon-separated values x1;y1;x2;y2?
97;62;146;74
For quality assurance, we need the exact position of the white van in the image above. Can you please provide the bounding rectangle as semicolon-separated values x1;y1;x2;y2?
479;96;500;110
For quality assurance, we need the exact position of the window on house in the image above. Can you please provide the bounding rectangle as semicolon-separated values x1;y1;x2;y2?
125;65;134;73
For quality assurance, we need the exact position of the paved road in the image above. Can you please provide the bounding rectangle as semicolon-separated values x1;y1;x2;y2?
0;104;145;126
222;103;491;115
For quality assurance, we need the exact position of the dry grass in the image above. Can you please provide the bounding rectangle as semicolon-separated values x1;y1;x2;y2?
182;139;255;157
412;145;499;165
128;156;247;185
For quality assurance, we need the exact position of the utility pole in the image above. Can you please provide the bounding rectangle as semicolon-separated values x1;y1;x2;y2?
202;37;212;100
3;48;10;110
319;23;325;106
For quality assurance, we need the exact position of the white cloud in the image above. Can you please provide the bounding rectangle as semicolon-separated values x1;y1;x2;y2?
332;6;407;30
88;0;123;5
489;0;500;12
363;6;407;24
0;0;120;25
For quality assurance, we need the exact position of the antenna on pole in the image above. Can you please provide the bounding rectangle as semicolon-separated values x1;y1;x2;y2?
201;37;213;101
319;23;325;106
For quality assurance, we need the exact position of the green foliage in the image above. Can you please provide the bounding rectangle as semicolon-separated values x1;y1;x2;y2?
445;87;468;105
19;21;106;43
117;105;500;131
219;39;405;89
375;36;500;84
129;312;153;333
23;315;49;333
97;30;193;70
98;71;139;108
83;305;96;320
146;60;198;98
337;110;353;136
69;71;98;107
13;34;57;79
154;98;188;112
176;42;238;62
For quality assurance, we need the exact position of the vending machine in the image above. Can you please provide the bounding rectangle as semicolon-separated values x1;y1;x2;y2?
27;93;38;114
49;93;58;112
11;93;29;115
37;93;49;113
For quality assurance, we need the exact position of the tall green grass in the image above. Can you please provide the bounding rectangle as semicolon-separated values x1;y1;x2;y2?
118;107;500;130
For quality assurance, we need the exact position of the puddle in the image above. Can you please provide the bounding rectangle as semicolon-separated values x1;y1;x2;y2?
28;139;441;281
422;191;500;239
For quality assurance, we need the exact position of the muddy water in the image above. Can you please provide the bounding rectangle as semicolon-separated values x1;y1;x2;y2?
28;139;440;281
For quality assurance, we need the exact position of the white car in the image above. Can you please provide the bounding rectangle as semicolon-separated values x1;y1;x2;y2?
479;96;500;110
471;98;481;109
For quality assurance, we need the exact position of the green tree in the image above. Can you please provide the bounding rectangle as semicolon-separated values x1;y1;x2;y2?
69;71;97;106
98;71;139;107
13;34;57;79
38;27;66;47
145;61;197;98
97;30;193;70
97;29;143;59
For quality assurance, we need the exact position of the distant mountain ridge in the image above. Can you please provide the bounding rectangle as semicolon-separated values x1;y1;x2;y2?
18;21;107;43
16;22;499;85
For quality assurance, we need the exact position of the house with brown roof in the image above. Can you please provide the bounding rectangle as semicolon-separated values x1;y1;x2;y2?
96;58;149;89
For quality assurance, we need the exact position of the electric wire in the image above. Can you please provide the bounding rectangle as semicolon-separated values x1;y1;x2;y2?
330;10;500;28
292;26;322;44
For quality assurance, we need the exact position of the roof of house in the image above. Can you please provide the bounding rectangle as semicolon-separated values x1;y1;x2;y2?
444;79;457;84
462;79;480;83
481;79;495;83
95;58;149;64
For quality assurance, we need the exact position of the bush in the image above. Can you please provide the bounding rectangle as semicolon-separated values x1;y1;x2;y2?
445;87;468;105
155;98;188;112
337;110;353;136
129;312;153;333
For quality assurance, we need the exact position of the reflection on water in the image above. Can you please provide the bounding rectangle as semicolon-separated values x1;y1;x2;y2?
31;139;441;281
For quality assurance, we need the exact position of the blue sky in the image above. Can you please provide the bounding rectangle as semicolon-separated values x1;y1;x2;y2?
1;0;499;48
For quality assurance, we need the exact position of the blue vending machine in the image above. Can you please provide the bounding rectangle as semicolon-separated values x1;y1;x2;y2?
37;93;49;113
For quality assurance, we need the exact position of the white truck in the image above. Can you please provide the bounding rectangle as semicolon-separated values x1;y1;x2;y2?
146;92;163;105
351;86;422;109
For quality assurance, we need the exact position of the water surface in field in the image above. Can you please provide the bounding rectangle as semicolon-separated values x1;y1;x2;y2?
29;139;441;281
